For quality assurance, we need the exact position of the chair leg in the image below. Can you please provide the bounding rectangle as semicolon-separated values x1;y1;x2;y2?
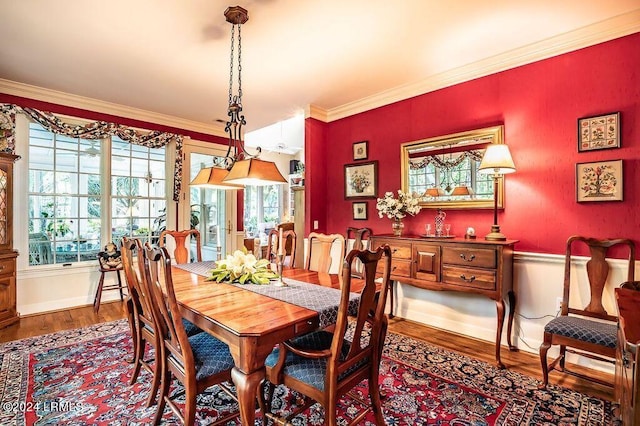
183;381;198;426
124;299;137;364
153;365;170;425
93;271;106;312
538;335;551;389
258;379;275;420
559;345;567;371
327;397;338;426
129;338;145;386
145;358;161;408
116;270;125;301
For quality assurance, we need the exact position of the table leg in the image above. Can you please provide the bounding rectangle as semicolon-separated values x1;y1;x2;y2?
506;290;517;351
494;298;506;369
231;366;264;425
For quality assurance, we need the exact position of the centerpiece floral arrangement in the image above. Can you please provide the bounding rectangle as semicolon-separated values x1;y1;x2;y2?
376;190;422;220
207;248;279;285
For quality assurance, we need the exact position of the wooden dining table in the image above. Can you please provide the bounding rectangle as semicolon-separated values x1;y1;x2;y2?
169;266;349;425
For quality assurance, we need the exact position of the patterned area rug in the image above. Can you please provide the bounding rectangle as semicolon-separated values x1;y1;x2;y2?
0;320;620;425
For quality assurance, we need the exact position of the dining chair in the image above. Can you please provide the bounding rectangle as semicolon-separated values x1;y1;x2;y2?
346;227;372;278
141;244;238;425
266;229;297;268
538;235;635;388
120;236;163;407
260;244;392;426
159;229;202;264
305;232;346;274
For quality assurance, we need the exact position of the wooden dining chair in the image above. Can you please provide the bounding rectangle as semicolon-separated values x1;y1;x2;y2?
266;229;297;268
305;232;346;274
120;236;162;407
141;244;238;425
538;235;635;388
260;245;392;426
346;227;372;278
159;229;202;264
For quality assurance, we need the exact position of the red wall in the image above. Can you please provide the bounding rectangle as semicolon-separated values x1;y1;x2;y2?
307;33;640;256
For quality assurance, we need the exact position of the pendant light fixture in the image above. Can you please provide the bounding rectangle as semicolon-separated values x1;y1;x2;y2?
191;6;287;189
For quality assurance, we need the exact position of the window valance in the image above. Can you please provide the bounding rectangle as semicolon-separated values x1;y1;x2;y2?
0;103;184;201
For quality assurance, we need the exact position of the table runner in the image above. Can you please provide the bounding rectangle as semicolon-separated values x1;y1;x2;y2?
174;261;359;328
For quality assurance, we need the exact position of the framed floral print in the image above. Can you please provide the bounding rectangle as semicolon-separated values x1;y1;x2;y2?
344;161;378;199
578;112;620;152
352;202;368;220
576;159;623;202
353;140;368;160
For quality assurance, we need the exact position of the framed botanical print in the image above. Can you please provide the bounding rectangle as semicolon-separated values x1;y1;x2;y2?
576;159;623;202
352;202;368;220
352;140;368;160
578;112;620;152
344;161;378;199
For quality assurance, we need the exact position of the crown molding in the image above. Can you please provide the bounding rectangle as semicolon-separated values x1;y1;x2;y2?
325;9;640;123
0;78;227;137
304;104;328;122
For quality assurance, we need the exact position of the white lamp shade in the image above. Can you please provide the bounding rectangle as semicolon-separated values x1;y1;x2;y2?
478;144;516;175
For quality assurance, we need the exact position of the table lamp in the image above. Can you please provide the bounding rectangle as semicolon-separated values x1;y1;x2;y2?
478;144;516;241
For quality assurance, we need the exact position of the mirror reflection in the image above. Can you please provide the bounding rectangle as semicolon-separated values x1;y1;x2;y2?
401;125;505;209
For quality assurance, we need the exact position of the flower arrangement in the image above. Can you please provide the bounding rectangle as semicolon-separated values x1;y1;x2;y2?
207;248;279;284
376;190;422;220
350;170;371;193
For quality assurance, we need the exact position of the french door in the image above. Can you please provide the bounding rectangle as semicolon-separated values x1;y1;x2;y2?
181;141;237;261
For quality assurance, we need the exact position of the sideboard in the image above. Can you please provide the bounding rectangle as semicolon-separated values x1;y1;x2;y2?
370;234;518;368
615;287;640;424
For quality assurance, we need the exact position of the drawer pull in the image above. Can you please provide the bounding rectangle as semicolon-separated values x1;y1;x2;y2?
0;266;5;270
392;248;398;254
460;274;476;283
392;266;398;271
460;253;475;262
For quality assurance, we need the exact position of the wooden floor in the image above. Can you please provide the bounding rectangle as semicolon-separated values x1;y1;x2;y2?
0;301;614;401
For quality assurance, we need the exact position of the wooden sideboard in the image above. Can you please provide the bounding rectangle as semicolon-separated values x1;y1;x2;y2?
615;287;640;425
370;234;518;368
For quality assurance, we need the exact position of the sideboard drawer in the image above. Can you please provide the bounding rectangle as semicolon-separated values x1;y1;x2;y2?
442;265;496;290
389;259;412;278
442;247;496;269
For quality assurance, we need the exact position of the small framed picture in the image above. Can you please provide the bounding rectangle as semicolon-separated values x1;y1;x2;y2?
578;112;620;152
353;140;368;160
344;161;378;199
352;202;368;220
576;159;623;202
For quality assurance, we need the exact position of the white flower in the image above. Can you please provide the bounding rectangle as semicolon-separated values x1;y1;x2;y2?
376;190;422;220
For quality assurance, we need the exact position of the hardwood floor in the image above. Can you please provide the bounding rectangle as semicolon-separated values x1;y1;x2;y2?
0;301;614;401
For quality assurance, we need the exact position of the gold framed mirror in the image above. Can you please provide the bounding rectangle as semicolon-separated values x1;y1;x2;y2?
401;125;505;209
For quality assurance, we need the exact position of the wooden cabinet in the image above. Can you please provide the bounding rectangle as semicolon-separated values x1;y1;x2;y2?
0;153;19;329
615;288;640;425
370;234;517;368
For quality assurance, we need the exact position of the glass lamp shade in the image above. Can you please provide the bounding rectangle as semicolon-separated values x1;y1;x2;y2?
451;185;474;196
478;145;516;175
190;167;243;189
222;158;287;186
425;187;445;197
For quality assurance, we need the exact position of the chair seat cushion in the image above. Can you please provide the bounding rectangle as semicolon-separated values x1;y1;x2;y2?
265;330;367;391
182;319;203;337
544;316;617;348
188;333;235;381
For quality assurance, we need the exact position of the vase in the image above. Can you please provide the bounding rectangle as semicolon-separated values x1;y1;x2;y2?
392;219;404;236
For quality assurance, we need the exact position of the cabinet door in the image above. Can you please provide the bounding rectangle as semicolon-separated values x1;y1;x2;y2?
0;275;16;322
413;243;440;282
0;163;10;251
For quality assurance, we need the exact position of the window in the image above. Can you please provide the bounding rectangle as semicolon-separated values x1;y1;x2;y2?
111;137;166;247
243;185;282;238
27;123;167;266
409;155;493;198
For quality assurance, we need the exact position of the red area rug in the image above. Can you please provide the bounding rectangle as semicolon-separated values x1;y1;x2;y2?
0;320;619;425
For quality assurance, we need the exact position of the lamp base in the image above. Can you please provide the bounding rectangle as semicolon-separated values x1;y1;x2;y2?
484;225;507;241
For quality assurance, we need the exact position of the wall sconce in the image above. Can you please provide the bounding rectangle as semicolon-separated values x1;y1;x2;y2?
478;144;516;241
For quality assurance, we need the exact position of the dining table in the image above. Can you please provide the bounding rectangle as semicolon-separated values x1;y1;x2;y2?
169;262;360;425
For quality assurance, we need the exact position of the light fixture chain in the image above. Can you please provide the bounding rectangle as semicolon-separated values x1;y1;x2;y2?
228;23;235;105
237;24;242;102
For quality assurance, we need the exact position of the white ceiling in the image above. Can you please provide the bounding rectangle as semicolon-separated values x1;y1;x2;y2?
1;1;639;141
